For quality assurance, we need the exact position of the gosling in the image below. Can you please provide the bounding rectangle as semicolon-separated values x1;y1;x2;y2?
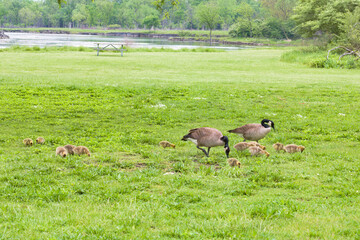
159;141;175;149
227;158;241;168
56;147;67;157
23;138;33;146
273;142;284;152
248;146;270;157
234;142;266;151
284;144;305;153
64;144;76;155
74;146;91;157
36;137;45;144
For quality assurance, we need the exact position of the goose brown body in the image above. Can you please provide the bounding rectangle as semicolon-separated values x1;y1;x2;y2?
228;158;241;167
248;146;270;157
284;144;305;153
74;146;91;156
56;147;67;157
229;119;275;142
64;144;76;155
273;143;284;152
36;137;45;144
182;127;230;157
23;138;33;146
159;141;175;148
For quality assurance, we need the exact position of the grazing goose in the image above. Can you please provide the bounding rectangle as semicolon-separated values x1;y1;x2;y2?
248;146;270;157
228;119;275;142
64;144;76;155
273;142;284;152
182;127;230;158
159;141;176;148
284;144;305;153
36;137;45;144
23;138;33;146
56;147;67;157
228;158;241;168
234;142;266;151
74;146;91;157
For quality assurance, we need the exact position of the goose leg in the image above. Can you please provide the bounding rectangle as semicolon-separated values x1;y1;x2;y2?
207;147;211;155
197;146;209;157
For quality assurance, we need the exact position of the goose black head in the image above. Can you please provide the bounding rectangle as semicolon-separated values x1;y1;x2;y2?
261;119;275;131
221;136;230;158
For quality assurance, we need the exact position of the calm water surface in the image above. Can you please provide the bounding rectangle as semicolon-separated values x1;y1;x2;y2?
0;32;247;50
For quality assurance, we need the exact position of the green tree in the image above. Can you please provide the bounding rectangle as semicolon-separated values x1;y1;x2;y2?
196;1;221;45
261;0;297;39
143;15;161;29
19;7;36;27
293;0;360;38
72;4;88;27
236;2;255;37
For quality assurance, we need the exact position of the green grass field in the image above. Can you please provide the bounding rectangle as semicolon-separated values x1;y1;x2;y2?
0;47;359;239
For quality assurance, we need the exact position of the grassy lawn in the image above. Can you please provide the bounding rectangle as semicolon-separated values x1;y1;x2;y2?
0;47;359;239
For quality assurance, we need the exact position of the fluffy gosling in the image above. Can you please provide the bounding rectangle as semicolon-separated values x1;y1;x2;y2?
234;142;250;151
64;144;76;155
56;147;67;157
23;138;33;146
227;158;241;168
36;137;45;144
74;146;91;157
284;144;305;153
248;146;270;157
234;142;266;151
159;141;175;149
273;142;284;152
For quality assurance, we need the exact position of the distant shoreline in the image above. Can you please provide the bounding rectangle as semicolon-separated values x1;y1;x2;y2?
3;28;269;46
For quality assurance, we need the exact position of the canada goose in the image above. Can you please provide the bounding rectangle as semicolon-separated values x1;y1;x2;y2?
159;141;175;148
234;142;249;151
248;146;270;157
36;137;45;144
56;147;67;157
23;138;33;146
228;119;275;142
273;143;284;152
182;127;230;158
284;144;305;153
64;144;76;155
74;146;91;156
234;142;266;151
228;158;241;168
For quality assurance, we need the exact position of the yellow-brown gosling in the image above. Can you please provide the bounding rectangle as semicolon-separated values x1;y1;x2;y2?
234;142;266;151
74;146;91;157
159;141;175;148
64;144;76;155
182;127;230;158
56;147;67;157
23;138;33;146
234;142;250;151
273;143;284;152
248;146;270;157
36;137;45;144
227;158;241;168
284;144;305;153
228;119;275;142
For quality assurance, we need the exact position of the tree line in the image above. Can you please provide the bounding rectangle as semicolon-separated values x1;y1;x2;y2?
0;0;359;45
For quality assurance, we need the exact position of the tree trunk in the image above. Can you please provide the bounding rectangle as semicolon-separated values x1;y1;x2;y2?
210;29;212;46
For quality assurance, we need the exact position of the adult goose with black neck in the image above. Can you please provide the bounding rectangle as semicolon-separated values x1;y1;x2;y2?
228;119;275;142
182;127;230;158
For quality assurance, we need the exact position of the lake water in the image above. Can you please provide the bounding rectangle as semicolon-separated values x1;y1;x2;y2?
0;32;247;50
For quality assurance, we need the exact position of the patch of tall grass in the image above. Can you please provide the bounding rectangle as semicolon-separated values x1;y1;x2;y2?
281;46;360;69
